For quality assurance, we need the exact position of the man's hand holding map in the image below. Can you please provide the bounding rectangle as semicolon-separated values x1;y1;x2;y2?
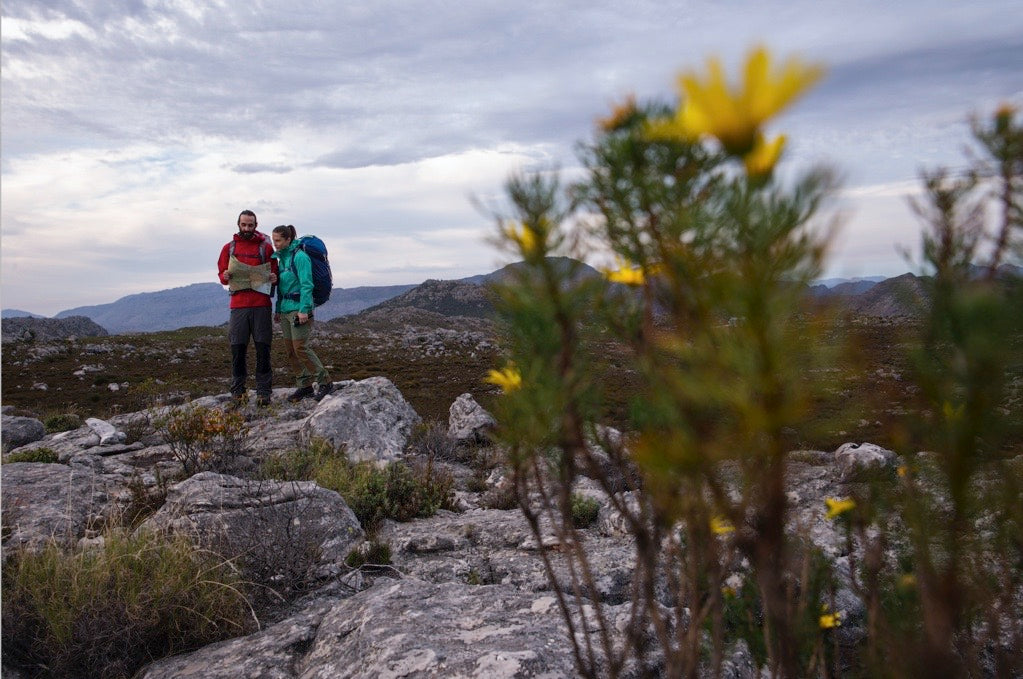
227;256;273;296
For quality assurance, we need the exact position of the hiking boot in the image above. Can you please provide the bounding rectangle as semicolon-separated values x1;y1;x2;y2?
287;386;314;402
226;393;247;410
314;382;335;401
256;394;272;407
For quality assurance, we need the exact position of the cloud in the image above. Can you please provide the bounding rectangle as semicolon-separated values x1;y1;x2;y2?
231;162;294;174
3;0;1023;315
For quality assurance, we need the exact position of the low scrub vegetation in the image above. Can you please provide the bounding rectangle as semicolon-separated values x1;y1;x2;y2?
260;439;455;532
155;404;247;475
1;528;252;679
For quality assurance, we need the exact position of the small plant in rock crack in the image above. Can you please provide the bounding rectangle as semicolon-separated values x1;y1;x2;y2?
345;540;392;568
4;447;60;464
570;493;601;529
155;405;247;475
121;470;173;530
406;421;458;461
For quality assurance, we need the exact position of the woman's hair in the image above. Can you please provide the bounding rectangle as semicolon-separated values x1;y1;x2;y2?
272;224;297;241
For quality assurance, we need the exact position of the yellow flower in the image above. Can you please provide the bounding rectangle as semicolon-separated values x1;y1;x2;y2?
819;610;843;629
485;365;522;393
897;465;908;478
504;222;540;256
743;133;787;178
664;46;824;158
825;496;856;519
899;573;917;589
603;260;645;286
710;515;736;535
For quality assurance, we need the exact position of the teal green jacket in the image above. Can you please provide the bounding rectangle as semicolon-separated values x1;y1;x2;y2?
272;241;314;314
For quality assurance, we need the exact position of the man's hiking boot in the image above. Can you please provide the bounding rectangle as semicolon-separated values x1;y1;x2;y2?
314;382;335;401
226;393;247;410
287;386;314;402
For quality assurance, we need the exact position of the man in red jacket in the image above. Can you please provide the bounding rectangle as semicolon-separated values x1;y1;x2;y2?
217;210;278;406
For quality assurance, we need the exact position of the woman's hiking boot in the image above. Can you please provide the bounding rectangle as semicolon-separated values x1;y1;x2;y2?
314;382;335;401
287;386;315;402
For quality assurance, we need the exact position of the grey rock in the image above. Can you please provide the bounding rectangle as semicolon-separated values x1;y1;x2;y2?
300;376;421;464
1;415;45;451
139;579;579;679
448;392;496;442
85;417;127;445
834;442;895;481
142;472;364;567
0;457;138;551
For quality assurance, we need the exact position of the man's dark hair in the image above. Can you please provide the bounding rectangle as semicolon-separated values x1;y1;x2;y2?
237;210;258;226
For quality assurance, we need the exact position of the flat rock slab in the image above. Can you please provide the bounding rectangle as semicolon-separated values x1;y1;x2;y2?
140;579;579;678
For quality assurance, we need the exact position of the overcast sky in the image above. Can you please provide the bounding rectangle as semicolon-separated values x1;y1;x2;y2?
2;1;1021;316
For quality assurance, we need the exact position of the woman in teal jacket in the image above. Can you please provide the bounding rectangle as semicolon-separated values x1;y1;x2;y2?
271;225;333;401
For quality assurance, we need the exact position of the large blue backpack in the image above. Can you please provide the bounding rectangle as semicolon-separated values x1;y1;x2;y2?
286;235;332;307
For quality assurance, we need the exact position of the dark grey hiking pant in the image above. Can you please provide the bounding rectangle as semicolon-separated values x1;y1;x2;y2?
228;306;273;397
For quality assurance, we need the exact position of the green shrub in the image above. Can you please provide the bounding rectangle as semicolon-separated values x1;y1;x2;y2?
155;405;247;475
570;493;601;528
261;440;456;532
345;540;392;568
43;413;82;433
4;447;60;464
1;529;252;679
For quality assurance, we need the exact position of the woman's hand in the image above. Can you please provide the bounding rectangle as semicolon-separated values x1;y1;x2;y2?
269;272;277;284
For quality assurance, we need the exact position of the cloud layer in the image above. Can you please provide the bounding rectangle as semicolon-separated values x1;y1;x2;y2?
2;1;1022;315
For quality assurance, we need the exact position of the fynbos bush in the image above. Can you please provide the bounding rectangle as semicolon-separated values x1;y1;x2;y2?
488;47;1022;678
156;404;247;475
261;439;455;532
1;529;252;679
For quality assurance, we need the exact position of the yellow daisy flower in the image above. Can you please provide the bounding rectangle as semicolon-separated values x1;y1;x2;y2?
678;46;824;157
503;220;546;257
485;365;522;393
819;610;842;629
710;515;736;535
825;496;856;519
602;261;645;286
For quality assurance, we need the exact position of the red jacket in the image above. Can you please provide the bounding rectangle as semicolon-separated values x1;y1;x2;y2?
218;231;278;309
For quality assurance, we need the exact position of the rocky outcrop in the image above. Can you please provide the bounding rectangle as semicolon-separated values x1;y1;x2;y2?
139;579;581;679
1;414;45;450
301;376;421;464
143;471;364;573
1;315;109;343
4;372;978;678
448;392;496;443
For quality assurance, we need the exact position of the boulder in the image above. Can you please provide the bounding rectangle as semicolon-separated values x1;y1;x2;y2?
85;417;127;446
139;579;580;678
834;442;895;481
0;457;135;551
448;392;496;442
300;377;421;464
142;472;364;568
1;415;45;451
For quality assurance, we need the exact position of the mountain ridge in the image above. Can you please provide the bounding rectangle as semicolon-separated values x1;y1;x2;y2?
5;263;1020;335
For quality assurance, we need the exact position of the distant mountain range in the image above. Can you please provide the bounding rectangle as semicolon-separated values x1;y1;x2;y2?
3;261;1018;336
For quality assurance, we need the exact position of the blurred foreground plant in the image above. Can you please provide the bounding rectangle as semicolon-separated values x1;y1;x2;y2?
489;47;1022;678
